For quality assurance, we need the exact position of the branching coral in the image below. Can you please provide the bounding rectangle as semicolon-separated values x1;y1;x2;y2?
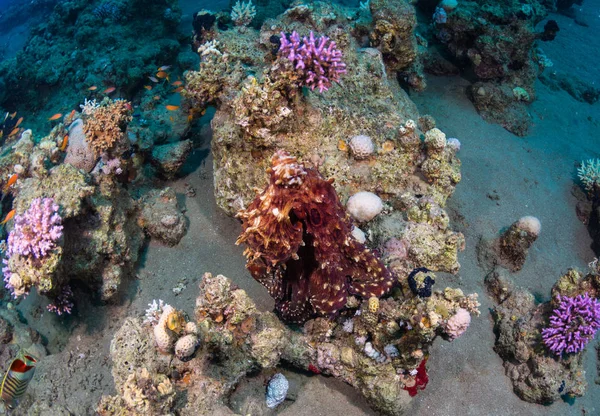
578;158;600;193
3;197;63;298
236;150;395;323
542;293;600;355
279;31;347;93
231;0;256;26
82;98;132;156
6;197;62;259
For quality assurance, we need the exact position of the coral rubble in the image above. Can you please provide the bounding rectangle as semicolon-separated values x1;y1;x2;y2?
102;271;479;415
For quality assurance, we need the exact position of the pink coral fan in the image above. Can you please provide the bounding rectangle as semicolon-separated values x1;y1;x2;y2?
47;285;74;315
541;293;600;355
279;31;347;93
444;308;471;340
7;198;63;258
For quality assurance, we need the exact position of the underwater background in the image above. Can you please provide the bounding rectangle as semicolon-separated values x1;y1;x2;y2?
0;0;598;414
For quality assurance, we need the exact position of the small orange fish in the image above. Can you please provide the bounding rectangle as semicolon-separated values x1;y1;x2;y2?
48;113;62;121
9;112;17;119
144;85;153;91
8;128;19;137
148;76;159;83
103;87;116;94
157;65;171;71
88;86;98;91
172;87;183;93
169;116;174;122
3;174;17;192
171;80;183;86
60;135;69;151
69;109;76;119
156;71;169;79
166;105;179;111
153;95;161;101
14;117;23;128
0;210;15;225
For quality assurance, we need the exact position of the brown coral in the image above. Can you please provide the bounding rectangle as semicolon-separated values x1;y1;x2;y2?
83;99;132;156
236;150;395;323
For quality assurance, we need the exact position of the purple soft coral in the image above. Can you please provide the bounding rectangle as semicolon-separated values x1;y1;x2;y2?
7;197;63;259
541;293;600;355
279;31;347;93
47;285;74;315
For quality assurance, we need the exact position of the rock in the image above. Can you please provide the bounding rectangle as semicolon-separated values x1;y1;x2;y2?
151;140;193;178
64;119;97;173
138;188;187;246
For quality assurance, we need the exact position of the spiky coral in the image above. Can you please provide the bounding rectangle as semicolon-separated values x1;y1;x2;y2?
542;293;600;355
236;150;395;323
577;158;600;193
82;98;132;156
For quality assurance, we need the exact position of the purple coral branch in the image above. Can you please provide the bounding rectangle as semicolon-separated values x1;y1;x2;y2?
279;31;347;93
541;293;600;355
47;285;74;316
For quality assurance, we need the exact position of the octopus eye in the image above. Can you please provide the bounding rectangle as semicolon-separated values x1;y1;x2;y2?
309;208;322;226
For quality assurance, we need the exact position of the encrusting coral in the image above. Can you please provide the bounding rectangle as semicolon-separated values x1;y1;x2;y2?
236;150;395;323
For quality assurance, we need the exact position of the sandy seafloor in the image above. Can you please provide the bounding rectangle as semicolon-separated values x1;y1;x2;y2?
1;0;600;415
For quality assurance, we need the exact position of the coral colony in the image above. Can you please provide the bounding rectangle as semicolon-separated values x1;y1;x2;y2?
7;198;62;259
279;31;347;93
3;198;63;299
541;294;600;355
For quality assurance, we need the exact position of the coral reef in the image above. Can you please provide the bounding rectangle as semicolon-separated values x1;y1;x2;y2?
236;151;395;323
3;160;143;304
420;0;558;135
0;0;182;113
102;271;479;415
486;267;600;403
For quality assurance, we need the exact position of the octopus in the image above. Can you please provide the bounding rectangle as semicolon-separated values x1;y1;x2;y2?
236;150;395;323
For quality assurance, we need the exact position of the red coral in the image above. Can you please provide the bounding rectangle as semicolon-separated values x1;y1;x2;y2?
236;150;394;323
